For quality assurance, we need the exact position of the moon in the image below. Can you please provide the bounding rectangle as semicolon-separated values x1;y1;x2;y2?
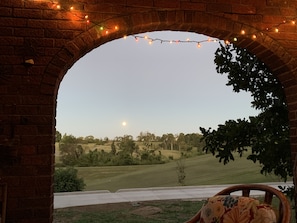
122;121;127;126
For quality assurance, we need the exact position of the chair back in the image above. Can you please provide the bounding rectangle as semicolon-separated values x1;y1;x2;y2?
184;184;291;223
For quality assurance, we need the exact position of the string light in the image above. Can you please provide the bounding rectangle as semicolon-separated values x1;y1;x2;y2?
36;1;297;47
131;34;220;47
46;0;121;36
225;40;230;45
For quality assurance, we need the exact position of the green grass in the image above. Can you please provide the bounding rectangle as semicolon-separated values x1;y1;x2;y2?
76;153;283;192
54;200;203;223
55;152;293;222
54;198;295;223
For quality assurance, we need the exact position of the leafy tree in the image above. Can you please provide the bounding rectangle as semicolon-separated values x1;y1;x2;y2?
60;133;77;144
160;134;175;150
55;131;62;142
59;143;84;166
110;141;116;155
200;42;292;181
118;135;138;156
54;167;85;192
84;135;95;143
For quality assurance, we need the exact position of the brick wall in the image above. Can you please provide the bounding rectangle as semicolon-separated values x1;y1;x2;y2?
1;0;297;222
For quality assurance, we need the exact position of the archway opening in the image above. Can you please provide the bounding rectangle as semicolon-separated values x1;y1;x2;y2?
54;31;282;194
57;31;258;138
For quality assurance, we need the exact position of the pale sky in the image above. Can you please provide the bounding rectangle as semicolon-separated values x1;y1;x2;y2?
56;31;259;139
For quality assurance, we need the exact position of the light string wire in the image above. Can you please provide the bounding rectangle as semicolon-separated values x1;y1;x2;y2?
30;0;297;47
130;35;221;48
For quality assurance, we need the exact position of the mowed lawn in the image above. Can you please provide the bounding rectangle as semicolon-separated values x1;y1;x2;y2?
75;153;284;192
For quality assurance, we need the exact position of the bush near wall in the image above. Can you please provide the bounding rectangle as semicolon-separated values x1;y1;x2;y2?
54;167;86;192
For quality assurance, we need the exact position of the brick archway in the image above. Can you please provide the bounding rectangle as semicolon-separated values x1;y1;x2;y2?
2;1;297;222
48;11;295;91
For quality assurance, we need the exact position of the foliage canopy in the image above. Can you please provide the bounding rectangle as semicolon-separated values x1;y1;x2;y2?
200;42;292;181
54;167;86;192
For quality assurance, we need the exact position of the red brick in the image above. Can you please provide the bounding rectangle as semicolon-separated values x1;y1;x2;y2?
0;27;13;36
0;0;23;7
0;55;23;64
0;17;26;27
2;2;297;223
0;6;12;16
25;1;55;10
43;9;74;20
0;46;14;54
155;0;180;8
180;2;206;11
127;0;154;7
0;36;23;46
15;125;38;135
232;4;256;14
44;29;74;39
19;146;37;155
28;20;57;29
57;20;85;31
206;3;232;13
13;8;42;18
15;28;44;37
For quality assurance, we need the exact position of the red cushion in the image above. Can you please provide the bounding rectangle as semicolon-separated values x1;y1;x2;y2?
200;195;276;223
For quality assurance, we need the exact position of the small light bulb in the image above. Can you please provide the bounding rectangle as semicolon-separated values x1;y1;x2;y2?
275;28;279;33
233;37;238;41
56;4;61;9
252;34;257;39
241;30;245;35
85;15;89;19
292;20;296;25
105;30;109;34
100;26;104;31
197;43;201;48
70;6;74;10
114;26;119;30
123;35;127;39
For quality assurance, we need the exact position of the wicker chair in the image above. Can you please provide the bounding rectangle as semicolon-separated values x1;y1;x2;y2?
184;184;291;223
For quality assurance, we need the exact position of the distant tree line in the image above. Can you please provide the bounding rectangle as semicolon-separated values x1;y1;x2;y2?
55;131;204;167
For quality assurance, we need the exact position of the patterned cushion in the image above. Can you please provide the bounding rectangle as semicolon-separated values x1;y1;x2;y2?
200;195;277;223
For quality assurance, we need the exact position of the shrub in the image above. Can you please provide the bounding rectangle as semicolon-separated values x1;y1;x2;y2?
54;167;86;192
